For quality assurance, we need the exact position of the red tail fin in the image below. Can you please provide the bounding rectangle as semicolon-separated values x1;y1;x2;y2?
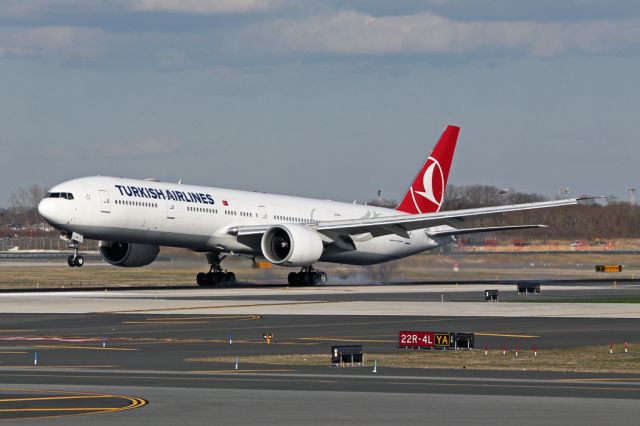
396;125;459;214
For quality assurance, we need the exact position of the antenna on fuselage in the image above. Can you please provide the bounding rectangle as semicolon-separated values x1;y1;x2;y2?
178;179;182;184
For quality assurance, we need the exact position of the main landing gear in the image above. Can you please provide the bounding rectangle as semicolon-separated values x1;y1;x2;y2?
66;233;84;267
196;253;236;286
288;266;327;286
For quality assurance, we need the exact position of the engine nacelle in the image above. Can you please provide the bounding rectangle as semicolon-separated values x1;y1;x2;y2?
99;241;160;267
260;224;324;266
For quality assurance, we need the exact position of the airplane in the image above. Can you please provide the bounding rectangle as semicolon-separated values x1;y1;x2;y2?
38;125;584;286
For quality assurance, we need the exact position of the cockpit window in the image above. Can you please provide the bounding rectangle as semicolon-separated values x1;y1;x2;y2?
47;192;74;200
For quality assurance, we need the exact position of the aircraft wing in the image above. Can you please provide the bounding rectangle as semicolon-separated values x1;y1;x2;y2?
229;197;588;241
314;198;582;238
426;224;547;238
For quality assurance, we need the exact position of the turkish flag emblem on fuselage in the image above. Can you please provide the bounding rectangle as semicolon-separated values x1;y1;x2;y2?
396;125;459;214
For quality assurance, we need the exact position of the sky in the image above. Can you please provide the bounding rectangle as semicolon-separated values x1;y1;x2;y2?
1;0;639;206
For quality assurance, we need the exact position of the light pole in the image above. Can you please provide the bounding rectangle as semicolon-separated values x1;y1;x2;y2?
627;187;637;207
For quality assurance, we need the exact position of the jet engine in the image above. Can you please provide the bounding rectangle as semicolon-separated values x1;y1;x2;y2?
99;241;160;267
260;224;324;266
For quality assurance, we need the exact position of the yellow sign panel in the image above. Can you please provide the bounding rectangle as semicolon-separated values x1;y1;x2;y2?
434;333;450;347
595;265;622;273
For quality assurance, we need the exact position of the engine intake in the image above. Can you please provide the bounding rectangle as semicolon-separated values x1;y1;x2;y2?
260;224;323;266
99;241;160;267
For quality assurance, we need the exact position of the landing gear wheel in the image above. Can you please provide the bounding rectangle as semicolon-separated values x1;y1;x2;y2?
196;272;209;286
287;273;296;285
73;256;84;267
208;272;220;285
200;252;238;288
67;255;76;267
288;268;327;286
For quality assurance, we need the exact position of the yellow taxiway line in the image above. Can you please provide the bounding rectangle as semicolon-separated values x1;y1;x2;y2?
32;345;139;351
110;300;331;314
191;369;297;373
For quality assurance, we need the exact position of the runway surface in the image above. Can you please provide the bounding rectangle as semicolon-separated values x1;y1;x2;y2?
0;282;638;424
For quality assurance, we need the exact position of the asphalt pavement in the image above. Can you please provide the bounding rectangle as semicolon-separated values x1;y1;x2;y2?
0;281;638;424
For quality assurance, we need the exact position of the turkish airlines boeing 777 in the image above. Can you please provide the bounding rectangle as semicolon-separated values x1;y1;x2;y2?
38;125;581;285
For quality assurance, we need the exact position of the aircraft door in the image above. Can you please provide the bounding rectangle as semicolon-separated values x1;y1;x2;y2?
167;201;175;219
98;190;111;213
258;206;268;223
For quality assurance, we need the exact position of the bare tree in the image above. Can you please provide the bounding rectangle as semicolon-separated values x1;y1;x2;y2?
7;184;46;227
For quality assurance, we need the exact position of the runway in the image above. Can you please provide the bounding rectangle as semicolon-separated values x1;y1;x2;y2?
0;282;638;424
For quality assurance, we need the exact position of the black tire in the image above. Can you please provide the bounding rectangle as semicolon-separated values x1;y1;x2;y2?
196;272;208;286
74;256;84;267
319;272;327;283
225;272;236;284
210;272;221;285
310;273;319;285
288;272;297;285
67;255;75;267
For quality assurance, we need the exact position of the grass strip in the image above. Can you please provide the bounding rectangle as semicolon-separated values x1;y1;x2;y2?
186;343;640;373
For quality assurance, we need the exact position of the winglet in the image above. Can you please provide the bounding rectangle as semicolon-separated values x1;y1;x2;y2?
396;125;459;214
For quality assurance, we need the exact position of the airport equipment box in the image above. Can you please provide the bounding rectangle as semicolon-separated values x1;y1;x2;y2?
331;345;363;364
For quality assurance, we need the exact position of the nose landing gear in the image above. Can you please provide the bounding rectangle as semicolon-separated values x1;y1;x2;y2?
288;266;327;286
66;233;85;267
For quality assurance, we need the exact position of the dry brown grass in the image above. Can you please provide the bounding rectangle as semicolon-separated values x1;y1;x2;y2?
186;344;640;373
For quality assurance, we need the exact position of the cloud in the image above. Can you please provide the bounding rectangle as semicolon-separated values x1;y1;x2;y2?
129;0;284;14
0;0;283;17
0;26;106;58
0;1;108;17
236;10;640;57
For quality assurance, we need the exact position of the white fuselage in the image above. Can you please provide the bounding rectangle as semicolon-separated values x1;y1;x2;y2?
38;176;450;266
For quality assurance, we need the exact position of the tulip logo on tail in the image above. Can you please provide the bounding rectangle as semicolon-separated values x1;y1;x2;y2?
396;125;459;215
411;157;444;213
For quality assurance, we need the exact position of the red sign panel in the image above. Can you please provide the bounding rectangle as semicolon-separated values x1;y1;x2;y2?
399;331;435;347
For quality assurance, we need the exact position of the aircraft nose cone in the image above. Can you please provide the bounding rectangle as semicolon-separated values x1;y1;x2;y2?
38;198;57;224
